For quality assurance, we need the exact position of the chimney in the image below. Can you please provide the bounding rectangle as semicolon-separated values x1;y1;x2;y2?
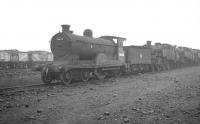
61;25;70;33
146;41;152;46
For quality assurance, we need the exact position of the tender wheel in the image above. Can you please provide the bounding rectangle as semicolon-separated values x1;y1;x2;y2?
41;67;53;84
81;70;90;82
156;65;161;72
150;65;155;72
166;64;170;70
113;70;122;77
95;69;107;80
60;71;72;85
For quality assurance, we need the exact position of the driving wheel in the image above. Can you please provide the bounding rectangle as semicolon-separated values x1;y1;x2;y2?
60;71;72;85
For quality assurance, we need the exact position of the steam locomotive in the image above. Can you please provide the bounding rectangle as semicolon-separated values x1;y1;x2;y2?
41;24;200;85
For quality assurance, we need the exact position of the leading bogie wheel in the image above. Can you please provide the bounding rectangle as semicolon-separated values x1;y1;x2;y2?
60;71;72;85
41;67;53;84
113;70;122;77
95;69;107;80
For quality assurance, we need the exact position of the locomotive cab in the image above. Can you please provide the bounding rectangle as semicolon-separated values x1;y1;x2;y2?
100;36;126;63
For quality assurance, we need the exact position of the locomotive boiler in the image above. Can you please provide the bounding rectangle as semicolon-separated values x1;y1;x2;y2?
51;25;121;64
42;25;126;84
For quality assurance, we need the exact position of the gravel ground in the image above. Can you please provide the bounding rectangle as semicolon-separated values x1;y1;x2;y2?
0;66;200;124
0;69;42;89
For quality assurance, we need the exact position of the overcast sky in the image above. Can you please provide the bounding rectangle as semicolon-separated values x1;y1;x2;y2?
0;0;200;52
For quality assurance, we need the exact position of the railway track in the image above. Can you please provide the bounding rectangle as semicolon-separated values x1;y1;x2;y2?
0;84;46;92
0;65;196;92
0;72;163;91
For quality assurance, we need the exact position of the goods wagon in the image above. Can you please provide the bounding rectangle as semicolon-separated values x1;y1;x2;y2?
28;51;50;62
0;51;10;69
19;52;29;61
175;47;188;67
0;50;20;69
145;41;178;69
124;45;152;73
2;50;19;61
124;45;151;64
184;50;195;61
47;53;53;61
197;51;200;63
0;50;10;61
10;52;19;61
174;49;182;67
0;50;53;69
152;43;176;61
145;41;163;65
194;52;199;64
177;47;194;60
162;45;176;61
177;47;197;66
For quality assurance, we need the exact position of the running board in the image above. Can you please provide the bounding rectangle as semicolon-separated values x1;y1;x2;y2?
102;67;121;71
